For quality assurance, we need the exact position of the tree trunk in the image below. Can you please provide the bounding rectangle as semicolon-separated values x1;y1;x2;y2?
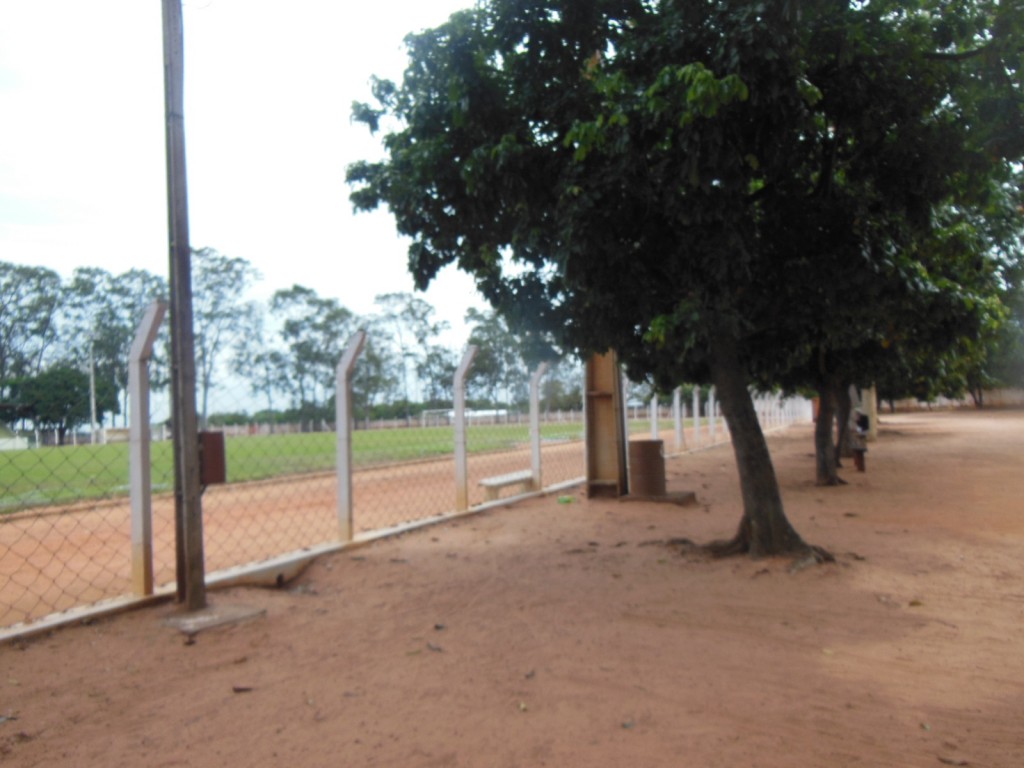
707;334;807;557
834;381;853;462
814;377;843;486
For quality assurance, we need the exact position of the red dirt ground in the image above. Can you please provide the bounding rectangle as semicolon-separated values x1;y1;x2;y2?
2;410;1023;767
0;439;590;626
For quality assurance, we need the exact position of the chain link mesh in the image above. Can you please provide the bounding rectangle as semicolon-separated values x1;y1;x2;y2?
1;386;140;627
1;350;809;632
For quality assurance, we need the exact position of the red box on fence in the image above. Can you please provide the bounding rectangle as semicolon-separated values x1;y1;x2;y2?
198;431;226;486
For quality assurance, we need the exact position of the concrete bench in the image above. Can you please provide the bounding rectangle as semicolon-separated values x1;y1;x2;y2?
479;470;535;501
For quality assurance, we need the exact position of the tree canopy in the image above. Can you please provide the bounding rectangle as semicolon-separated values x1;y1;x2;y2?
13;366;117;445
349;0;1023;556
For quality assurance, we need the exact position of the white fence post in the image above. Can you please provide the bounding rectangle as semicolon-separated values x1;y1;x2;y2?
530;362;549;491
708;387;718;443
650;393;659;439
454;346;477;512
336;330;366;542
673;387;685;452
129;300;167;597
692;385;702;449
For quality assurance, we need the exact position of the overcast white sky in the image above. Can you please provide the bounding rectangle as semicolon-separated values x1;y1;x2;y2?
0;0;485;347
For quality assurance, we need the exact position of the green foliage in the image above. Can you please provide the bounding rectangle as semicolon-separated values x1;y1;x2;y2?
0;262;62;383
348;0;1022;399
270;285;357;416
373;292;451;418
192;247;262;427
63;265;168;427
347;0;1023;547
465;306;533;406
13;366;116;444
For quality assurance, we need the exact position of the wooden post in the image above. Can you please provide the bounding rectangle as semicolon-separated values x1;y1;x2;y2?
585;352;627;497
162;0;206;611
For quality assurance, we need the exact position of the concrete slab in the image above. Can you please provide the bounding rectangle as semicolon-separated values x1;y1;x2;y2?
164;602;266;636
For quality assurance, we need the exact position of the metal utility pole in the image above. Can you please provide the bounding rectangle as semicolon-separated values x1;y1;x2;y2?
162;0;206;611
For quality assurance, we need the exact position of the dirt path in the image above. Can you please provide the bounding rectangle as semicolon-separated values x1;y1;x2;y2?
2;410;1022;767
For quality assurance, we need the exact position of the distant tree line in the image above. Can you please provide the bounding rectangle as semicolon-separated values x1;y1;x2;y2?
0;250;584;444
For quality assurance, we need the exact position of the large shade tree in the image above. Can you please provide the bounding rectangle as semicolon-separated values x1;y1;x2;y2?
349;0;1022;557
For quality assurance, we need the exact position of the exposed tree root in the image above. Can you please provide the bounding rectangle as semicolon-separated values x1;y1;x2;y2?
703;518;835;569
787;545;836;573
816;475;848;487
705;532;751;558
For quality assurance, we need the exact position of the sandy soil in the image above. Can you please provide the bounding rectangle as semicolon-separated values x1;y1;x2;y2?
2;410;1023;767
0;438;589;626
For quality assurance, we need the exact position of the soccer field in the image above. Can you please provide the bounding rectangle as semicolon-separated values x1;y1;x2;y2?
0;422;587;512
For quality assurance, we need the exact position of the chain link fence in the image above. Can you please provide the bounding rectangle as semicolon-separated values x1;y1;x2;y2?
0;326;590;633
1;388;143;626
2;314;813;635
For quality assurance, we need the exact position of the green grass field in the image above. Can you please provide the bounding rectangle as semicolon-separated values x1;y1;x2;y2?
0;422;588;513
